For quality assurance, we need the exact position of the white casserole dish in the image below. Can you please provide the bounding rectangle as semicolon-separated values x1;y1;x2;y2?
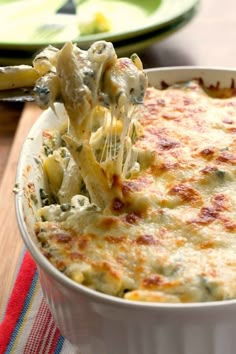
15;67;236;354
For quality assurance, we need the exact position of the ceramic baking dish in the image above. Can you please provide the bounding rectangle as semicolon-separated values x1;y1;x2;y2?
15;67;236;354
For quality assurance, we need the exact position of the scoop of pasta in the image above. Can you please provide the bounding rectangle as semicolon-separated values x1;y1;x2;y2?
1;41;147;211
33;41;148;211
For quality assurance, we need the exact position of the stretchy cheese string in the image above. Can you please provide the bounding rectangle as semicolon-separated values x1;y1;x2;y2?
32;41;147;210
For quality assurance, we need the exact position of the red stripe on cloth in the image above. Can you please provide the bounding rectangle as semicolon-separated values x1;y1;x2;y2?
24;300;52;353
42;317;57;353
49;327;62;353
0;251;36;354
24;299;61;354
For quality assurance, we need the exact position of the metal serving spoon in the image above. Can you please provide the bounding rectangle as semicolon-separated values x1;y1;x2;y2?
0;88;36;103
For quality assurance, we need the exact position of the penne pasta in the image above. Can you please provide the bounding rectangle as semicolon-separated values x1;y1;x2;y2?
0;65;39;90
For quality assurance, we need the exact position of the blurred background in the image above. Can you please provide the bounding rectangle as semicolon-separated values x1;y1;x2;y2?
0;0;235;67
0;0;200;66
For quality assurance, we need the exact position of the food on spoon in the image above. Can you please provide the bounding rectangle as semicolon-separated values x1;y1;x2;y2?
32;41;147;211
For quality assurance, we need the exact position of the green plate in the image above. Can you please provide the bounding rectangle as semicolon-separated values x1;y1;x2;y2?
0;5;198;66
0;3;198;65
0;0;199;50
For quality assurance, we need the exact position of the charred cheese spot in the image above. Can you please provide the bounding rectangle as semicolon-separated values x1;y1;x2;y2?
125;212;140;224
78;237;89;250
222;219;236;232
112;198;125;212
104;236;126;244
217;151;236;164
142;274;164;288
193;207;219;225
211;193;231;211
168;183;202;206
199;147;216;159
136;234;158;245
99;216;120;229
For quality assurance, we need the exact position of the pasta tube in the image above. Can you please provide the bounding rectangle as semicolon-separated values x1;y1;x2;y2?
0;65;39;90
63;133;123;210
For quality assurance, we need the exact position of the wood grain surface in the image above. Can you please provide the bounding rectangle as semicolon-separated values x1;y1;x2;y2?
0;104;42;317
0;103;24;182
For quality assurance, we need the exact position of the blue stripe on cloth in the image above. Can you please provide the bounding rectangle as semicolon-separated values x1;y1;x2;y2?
55;335;65;353
5;271;39;353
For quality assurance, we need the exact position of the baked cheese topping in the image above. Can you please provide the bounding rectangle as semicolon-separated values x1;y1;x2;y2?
35;77;236;303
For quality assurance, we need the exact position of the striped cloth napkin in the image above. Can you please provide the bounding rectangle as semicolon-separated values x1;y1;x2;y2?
0;251;76;354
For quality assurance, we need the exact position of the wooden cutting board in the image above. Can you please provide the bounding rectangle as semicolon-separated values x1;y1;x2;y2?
0;103;42;317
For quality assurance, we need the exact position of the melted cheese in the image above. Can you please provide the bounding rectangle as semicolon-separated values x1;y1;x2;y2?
33;41;147;210
36;79;236;303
